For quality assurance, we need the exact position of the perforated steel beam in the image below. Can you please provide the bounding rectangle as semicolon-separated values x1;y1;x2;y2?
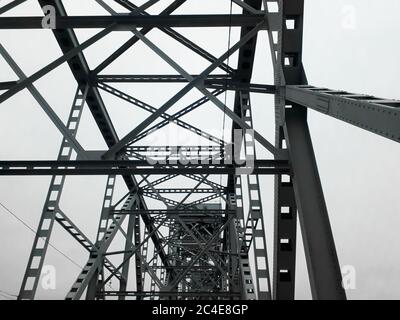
272;0;305;300
0;159;291;175
35;0;170;271
286;85;400;143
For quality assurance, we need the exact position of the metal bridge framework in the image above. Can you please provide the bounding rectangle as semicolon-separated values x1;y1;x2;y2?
0;0;399;300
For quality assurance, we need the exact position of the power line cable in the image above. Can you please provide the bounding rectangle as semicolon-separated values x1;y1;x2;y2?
220;0;233;207
0;201;83;269
0;201;116;292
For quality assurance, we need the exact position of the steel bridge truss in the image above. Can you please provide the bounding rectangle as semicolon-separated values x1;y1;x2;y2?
0;0;399;300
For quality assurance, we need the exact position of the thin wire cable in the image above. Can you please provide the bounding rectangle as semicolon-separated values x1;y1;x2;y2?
0;201;116;292
220;0;233;207
0;289;18;300
0;201;83;269
0;292;13;300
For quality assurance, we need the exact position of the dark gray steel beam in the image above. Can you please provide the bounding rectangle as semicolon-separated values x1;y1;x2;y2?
92;0;190;75
0;14;278;29
95;74;232;83
96;74;275;94
284;107;346;300
272;0;307;300
35;1;119;150
111;209;236;216
37;0;169;269
103;0;234;75
204;80;276;94
0;159;290;175
0;81;18;90
119;212;136;299
0;0;27;15
102;22;277;158
141;188;222;194
228;0;262;193
101;291;240;298
286;85;400;144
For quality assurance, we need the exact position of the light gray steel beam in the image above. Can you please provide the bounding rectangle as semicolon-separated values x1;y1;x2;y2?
0;44;87;158
95;0;234;75
17;86;86;300
119;212;135;299
93;0;188;74
97;83;225;145
102;22;267;158
127;89;225;145
54;209;122;280
286;85;400;144
0;25;116;104
66;193;138;300
126;26;281;157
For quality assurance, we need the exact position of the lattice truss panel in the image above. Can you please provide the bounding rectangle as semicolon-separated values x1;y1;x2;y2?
0;0;399;300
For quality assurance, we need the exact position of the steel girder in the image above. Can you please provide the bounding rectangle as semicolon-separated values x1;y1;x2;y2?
0;14;280;29
0;160;290;176
285;85;400;143
36;0;171;275
271;0;303;300
284;107;346;300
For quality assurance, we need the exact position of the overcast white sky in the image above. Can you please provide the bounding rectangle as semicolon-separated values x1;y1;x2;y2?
0;0;400;300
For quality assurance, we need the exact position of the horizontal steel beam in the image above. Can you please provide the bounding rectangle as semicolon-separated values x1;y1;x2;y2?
0;160;290;175
95;74;276;93
204;80;276;94
95;74;232;83
111;209;236;216
141;188;222;194
101;291;240;298
0;14;279;29
286;85;400;143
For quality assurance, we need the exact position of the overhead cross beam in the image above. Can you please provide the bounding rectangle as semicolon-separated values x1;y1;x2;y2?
0;14;280;29
0;159;291;175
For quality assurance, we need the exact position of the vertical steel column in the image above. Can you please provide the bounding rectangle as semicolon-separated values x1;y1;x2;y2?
234;176;257;300
66;193;137;300
86;174;117;300
226;191;241;297
95;175;117;244
149;245;159;300
141;227;150;289
118;208;137;300
134;212;143;299
284;106;346;300
239;92;272;300
272;0;306;299
18;86;87;300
